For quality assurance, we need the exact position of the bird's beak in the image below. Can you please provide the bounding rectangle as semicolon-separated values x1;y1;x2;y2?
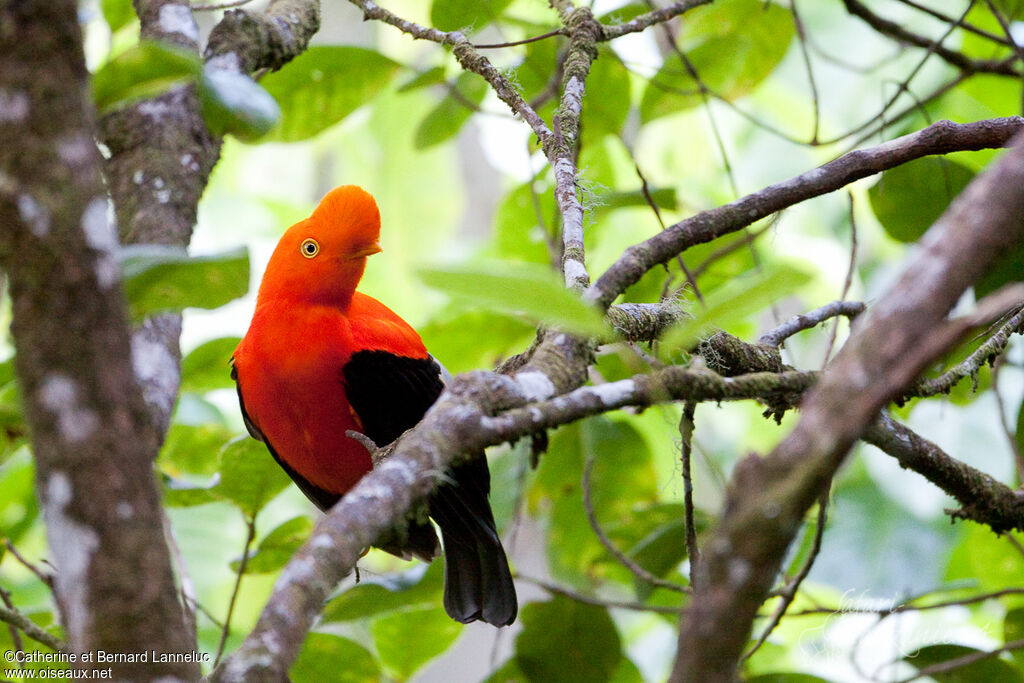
350;241;383;259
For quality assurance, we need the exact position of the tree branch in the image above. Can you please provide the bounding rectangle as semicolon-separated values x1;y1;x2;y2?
758;300;866;347
670;130;1024;683
907;303;1024;400
587;117;1024;310
212;332;592;681
864;414;1024;534
843;0;1021;77
0;603;66;653
0;3;199;677
598;0;711;41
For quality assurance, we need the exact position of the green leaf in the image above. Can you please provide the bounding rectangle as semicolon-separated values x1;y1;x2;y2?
903;643;1024;682
532;417;659;587
181;337;242;393
119;245;249;321
515;35;561;124
621;504;699;599
322;561;445;622
515;596;622;683
159;423;234;476
947;523;1024;592
430;0;514;31
0;450;39;544
213;436;291;517
483;659;528;683
414;72;488;149
489;181;557;265
101;0;136;33
92;40;202;113
658;263;813;356
1016;398;1024;466
291;634;380;683
231;516;314;574
418;309;536;375
868;158;975;243
640;0;794;122
260;47;400;142
162;472;221;508
418;261;611;338
1006;607;1024;671
199;67;281;141
372;606;462;680
397;66;447;93
581;49;632;142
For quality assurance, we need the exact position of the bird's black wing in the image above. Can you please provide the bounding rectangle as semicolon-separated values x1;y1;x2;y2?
342;350;517;626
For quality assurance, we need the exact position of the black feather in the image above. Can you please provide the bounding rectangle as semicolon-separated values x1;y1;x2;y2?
343;350;518;626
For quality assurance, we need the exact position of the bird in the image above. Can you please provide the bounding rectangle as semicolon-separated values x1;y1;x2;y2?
231;185;517;626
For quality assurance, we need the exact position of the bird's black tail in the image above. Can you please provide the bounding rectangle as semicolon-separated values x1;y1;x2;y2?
429;455;517;627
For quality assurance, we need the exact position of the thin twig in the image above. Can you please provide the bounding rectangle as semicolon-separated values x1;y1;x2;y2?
758;301;867;348
893;637;1024;683
0;585;25;669
0;600;66;652
679;402;701;589
214;516;257;667
789;586;1024;617
895;0;1013;47
992;356;1024;481
843;0;1020;77
3;541;52;588
909;303;1024;399
517;574;685;614
823;192;860;366
599;0;711;41
582;453;690;594
191;0;255;10
473;28;565;49
791;0;821;143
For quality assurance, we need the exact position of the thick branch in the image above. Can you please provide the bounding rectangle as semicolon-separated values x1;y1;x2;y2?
214;330;591;680
864;414;1024;534
587;117;1024;309
99;0;320;438
0;3;198;678
671;131;1024;682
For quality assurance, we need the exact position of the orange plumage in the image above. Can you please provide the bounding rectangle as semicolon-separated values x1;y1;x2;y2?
232;185;517;626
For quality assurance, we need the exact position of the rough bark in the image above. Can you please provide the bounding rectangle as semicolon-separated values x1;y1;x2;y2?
0;1;197;678
669;132;1024;683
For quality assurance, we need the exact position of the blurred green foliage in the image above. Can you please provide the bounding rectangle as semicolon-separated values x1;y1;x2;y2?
2;1;1024;682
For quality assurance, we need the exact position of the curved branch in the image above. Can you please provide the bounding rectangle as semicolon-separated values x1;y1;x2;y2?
587;117;1024;310
599;0;711;41
843;0;1021;77
758;301;866;347
670;130;1024;682
864;414;1024;534
349;0;553;144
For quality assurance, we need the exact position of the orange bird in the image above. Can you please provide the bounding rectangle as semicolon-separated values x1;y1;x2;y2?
232;185;517;626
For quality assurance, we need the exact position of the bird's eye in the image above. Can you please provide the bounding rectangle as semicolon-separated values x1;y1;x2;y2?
300;238;319;259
